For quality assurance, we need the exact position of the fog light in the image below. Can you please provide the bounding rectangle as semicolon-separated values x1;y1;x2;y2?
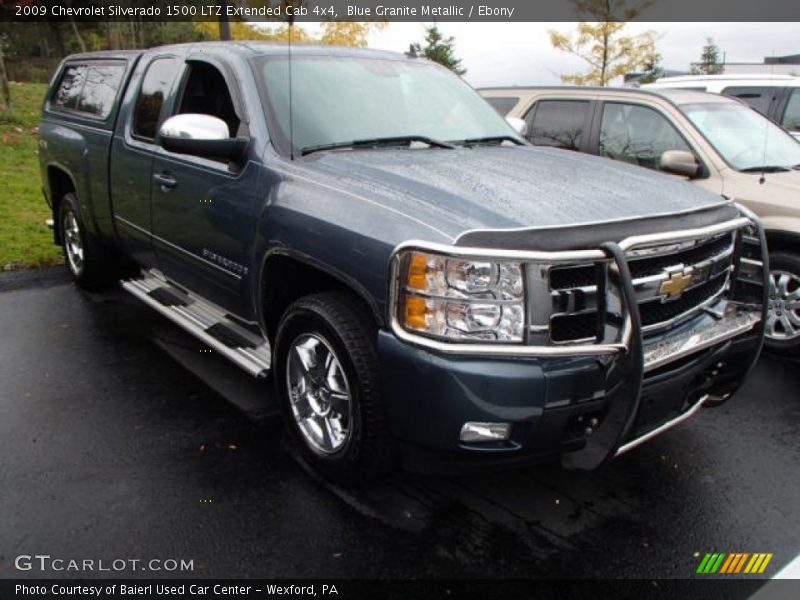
460;422;512;443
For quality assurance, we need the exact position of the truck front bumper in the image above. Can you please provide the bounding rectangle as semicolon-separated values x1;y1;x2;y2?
378;307;761;468
379;211;768;470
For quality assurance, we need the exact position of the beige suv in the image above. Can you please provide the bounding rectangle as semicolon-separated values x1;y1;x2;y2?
480;86;800;350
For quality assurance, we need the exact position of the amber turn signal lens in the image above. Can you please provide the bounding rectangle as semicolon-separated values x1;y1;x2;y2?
403;295;428;329
407;252;429;291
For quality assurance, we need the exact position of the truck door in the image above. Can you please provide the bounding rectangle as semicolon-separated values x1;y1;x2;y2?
111;55;182;267
149;58;259;316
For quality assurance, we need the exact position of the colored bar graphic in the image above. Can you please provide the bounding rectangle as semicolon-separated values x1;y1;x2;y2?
750;554;766;573
697;552;773;575
734;553;750;573
711;553;727;573
697;553;712;574
720;554;736;573
758;554;773;573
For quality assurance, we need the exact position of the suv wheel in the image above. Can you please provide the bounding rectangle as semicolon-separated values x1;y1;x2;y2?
765;251;800;353
274;292;397;482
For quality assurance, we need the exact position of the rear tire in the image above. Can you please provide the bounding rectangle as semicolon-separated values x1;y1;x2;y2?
274;291;397;483
764;251;800;355
58;193;116;289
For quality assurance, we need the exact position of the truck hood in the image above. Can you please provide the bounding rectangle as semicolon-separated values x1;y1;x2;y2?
754;168;800;195
301;145;731;240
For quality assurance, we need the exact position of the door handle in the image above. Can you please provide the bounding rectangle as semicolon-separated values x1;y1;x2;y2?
153;173;177;191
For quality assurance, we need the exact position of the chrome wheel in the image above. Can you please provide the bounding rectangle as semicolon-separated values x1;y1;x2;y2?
766;270;800;341
63;209;84;276
286;333;352;455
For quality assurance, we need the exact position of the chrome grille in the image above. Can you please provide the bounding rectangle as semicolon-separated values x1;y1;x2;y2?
548;233;736;343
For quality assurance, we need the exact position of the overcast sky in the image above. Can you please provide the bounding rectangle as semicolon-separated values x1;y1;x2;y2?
341;22;800;87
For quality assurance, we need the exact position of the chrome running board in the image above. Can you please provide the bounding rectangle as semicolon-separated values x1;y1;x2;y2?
122;270;271;378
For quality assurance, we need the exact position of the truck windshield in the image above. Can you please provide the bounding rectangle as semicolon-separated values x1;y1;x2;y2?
682;102;800;172
257;55;518;155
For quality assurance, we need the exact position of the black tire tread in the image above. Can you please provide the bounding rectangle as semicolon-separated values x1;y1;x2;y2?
59;193;116;289
275;291;397;482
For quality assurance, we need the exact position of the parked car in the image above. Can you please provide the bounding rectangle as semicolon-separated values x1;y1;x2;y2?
642;74;800;140
481;86;800;350
38;44;766;481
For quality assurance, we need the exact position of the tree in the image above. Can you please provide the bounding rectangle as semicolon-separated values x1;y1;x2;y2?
637;52;664;84
411;25;466;75
0;34;11;116
548;0;659;86
691;38;724;75
319;22;385;47
193;20;382;47
218;0;232;41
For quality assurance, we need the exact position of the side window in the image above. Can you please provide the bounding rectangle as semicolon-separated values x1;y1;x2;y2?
782;89;800;133
526;100;590;150
133;57;180;140
174;62;240;137
599;103;692;172
484;96;519;116
76;64;126;118
722;86;774;116
53;65;88;110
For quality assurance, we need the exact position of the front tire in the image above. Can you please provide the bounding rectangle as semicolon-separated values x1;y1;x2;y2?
274;292;397;482
764;251;800;354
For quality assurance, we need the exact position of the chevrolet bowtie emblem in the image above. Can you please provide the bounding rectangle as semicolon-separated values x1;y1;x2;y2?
660;269;693;298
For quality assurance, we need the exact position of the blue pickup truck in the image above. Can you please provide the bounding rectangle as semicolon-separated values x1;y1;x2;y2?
39;42;767;481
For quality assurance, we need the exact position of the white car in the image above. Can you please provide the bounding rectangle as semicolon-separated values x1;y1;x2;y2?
643;74;800;140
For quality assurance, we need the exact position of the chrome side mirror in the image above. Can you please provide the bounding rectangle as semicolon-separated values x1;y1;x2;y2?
660;150;701;178
160;113;230;140
506;116;528;137
159;114;248;161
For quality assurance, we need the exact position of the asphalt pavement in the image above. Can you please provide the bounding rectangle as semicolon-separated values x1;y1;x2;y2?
1;267;798;584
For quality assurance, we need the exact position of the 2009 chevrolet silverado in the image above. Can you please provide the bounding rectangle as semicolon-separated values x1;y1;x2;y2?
39;42;767;481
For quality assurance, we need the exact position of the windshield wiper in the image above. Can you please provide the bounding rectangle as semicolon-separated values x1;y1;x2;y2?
301;136;455;156
739;165;792;173
458;135;525;147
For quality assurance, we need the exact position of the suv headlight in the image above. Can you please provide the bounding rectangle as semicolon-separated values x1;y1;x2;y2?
395;250;525;342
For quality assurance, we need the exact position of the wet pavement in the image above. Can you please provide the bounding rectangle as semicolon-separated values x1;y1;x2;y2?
1;267;798;581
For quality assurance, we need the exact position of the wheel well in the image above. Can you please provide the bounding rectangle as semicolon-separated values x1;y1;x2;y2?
765;230;800;256
47;167;75;244
260;254;381;341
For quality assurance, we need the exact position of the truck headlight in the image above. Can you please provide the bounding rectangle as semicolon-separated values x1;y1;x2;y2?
396;251;525;342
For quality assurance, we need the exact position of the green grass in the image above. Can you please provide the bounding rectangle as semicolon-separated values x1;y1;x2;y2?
0;82;63;270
